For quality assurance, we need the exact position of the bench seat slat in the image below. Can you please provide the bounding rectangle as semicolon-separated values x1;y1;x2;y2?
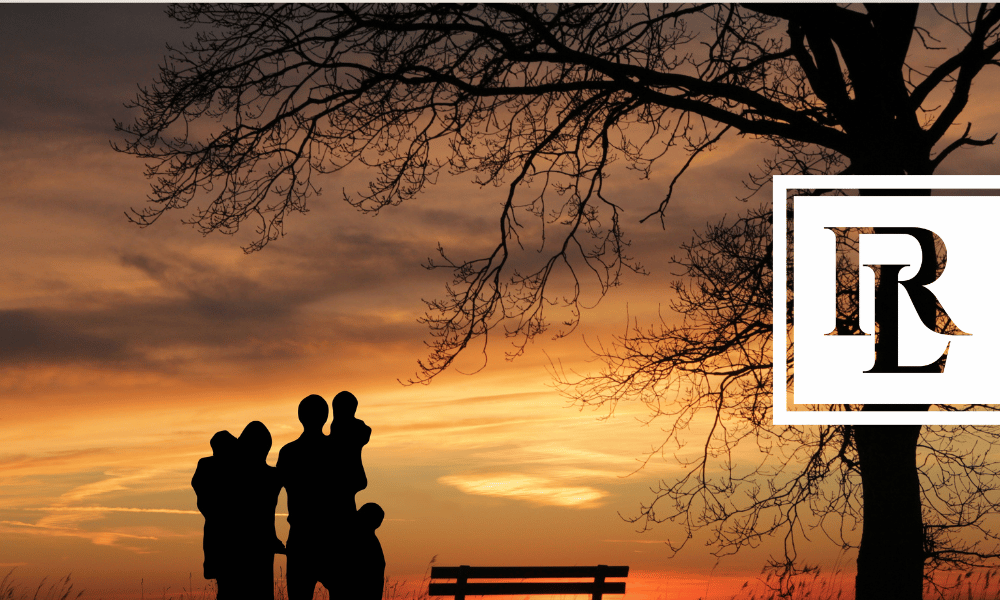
429;582;627;596
430;566;629;579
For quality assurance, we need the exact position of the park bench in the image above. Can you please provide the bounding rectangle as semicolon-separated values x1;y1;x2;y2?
428;565;628;600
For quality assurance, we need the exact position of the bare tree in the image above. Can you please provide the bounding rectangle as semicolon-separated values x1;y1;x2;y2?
561;201;1000;599
116;5;1000;599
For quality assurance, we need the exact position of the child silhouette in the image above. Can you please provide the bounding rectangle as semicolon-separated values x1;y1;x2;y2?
192;430;238;592
356;502;386;600
323;502;385;600
329;391;372;513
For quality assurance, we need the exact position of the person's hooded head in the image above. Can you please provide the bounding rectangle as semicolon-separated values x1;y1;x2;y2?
239;421;272;463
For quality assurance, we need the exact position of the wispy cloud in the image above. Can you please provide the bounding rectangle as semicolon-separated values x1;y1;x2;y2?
24;506;200;515
57;470;165;504
0;520;159;549
22;506;289;517
438;473;608;508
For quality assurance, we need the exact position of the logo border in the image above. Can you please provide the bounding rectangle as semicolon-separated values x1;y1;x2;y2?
773;175;1000;425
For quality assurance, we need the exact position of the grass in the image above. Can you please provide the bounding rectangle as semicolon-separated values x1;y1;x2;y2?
924;567;1000;600
5;560;1000;600
721;565;1000;600
724;569;847;600
0;570;83;600
274;559;434;600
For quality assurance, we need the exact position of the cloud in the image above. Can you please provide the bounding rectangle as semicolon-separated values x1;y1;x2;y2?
2;468;206;553
0;448;119;474
0;520;159;549
22;506;292;517
1;242;431;371
0;309;130;366
56;470;165;505
438;472;608;508
24;506;199;516
0;4;182;137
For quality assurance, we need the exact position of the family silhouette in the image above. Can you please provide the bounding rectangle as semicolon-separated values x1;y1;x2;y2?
192;392;384;600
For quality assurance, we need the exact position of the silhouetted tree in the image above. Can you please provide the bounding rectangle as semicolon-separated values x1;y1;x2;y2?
116;5;1000;599
560;201;1000;599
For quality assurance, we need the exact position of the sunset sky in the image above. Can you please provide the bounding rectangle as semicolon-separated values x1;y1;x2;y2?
4;5;1000;600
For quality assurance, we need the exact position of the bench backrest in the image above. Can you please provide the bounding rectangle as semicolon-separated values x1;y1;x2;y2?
429;565;628;600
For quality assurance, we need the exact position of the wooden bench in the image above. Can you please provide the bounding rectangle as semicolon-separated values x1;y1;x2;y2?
428;565;628;600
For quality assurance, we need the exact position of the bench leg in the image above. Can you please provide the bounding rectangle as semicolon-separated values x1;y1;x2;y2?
593;564;606;600
456;565;469;600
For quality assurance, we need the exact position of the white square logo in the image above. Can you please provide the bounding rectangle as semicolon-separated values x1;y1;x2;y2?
774;175;1000;425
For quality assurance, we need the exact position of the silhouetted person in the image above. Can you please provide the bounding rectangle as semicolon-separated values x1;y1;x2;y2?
319;502;386;599
192;430;239;598
230;421;285;600
351;502;386;600
330;391;372;513
278;395;333;600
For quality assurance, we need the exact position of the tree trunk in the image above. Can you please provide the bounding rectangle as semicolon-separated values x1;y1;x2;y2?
853;419;925;600
851;187;932;600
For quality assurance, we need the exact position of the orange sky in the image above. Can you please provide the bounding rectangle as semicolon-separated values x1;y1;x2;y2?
4;5;1000;600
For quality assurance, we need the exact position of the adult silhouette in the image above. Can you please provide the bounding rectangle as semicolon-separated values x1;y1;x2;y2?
330;391;372;513
231;421;285;600
192;430;239;598
278;395;333;600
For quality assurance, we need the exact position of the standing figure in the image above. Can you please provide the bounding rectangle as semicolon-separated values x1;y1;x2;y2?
192;430;239;599
230;421;285;600
330;390;372;513
321;502;386;600
278;395;333;600
354;502;386;600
